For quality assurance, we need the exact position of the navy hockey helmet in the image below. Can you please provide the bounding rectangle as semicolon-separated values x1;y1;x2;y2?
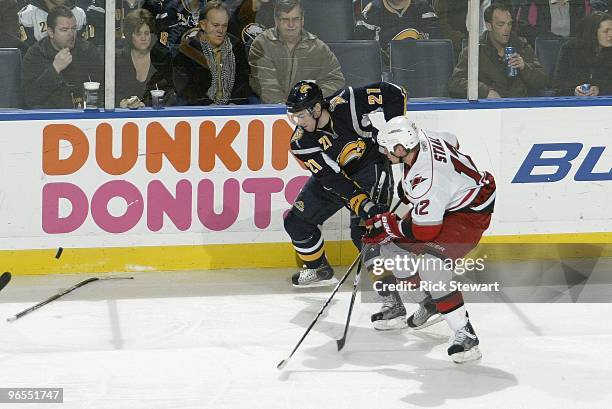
286;81;323;113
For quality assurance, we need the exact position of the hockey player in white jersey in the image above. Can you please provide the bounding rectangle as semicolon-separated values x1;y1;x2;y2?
362;116;496;363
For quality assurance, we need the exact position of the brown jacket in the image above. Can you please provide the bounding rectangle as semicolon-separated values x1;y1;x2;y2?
248;28;345;103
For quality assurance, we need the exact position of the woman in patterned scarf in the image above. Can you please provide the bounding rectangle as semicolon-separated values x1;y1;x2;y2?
173;0;251;105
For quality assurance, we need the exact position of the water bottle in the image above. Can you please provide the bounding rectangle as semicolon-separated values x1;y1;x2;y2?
504;47;517;77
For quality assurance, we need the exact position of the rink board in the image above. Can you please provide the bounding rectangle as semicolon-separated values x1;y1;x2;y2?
0;101;610;274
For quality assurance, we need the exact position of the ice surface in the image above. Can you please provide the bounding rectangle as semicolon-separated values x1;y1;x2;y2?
0;269;611;409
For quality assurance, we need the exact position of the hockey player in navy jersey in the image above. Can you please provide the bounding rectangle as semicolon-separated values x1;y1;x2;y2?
362;116;496;363
284;80;407;287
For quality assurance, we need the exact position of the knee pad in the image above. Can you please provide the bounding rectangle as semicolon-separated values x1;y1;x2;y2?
284;209;315;242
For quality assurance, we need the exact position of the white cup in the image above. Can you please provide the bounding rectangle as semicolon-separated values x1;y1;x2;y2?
83;81;100;110
150;89;165;109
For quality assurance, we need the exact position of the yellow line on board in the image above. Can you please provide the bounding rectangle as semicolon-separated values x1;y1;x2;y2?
1;232;610;275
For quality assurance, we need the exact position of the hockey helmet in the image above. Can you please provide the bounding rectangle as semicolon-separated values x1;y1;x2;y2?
377;116;420;153
286;81;323;114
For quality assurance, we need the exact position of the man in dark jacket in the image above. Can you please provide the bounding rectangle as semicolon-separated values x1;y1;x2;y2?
173;0;251;105
448;2;548;98
22;5;103;108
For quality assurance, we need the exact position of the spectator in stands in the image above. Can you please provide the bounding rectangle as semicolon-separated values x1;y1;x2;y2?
116;9;174;106
1;0;28;52
229;0;274;39
173;0;251;104
158;0;205;49
448;2;548;98
18;0;87;47
22;5;103;108
434;0;513;54
553;11;612;95
513;0;591;46
248;0;345;103
354;0;441;50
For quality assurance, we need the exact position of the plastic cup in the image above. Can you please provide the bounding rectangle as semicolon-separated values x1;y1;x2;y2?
83;81;100;110
150;89;165;109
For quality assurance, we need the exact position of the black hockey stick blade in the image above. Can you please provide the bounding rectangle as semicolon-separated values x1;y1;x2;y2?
336;260;362;351
0;272;12;292
277;359;288;370
6;275;134;322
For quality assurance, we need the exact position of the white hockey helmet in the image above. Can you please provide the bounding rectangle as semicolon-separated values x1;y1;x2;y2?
377;116;420;153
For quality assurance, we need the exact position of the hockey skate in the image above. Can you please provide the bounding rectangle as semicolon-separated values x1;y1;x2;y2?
371;291;407;331
448;320;482;363
407;300;443;330
291;263;337;288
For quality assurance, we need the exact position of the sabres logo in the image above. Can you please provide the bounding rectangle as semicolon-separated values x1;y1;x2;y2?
291;127;304;142
410;175;428;189
338;140;366;167
329;94;348;111
299;84;312;94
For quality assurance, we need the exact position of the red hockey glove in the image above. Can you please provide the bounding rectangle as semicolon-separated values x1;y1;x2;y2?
362;212;404;245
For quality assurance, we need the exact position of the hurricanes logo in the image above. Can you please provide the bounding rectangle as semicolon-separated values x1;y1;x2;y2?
410;175;428;189
338;140;366;167
299;84;312;94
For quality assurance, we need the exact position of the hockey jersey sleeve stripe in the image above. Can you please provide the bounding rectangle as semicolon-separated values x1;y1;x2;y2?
321;152;341;173
348;86;372;139
471;190;496;211
447;187;478;212
291;147;322;155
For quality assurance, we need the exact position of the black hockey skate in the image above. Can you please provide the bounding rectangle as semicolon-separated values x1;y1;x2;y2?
407;300;443;330
371;290;407;331
448;320;482;363
291;262;337;288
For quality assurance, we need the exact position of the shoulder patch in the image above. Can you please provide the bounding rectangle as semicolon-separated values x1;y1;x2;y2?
291;127;304;143
328;94;348;111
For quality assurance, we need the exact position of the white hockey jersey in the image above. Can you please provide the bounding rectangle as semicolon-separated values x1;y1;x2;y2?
19;4;87;44
401;129;495;229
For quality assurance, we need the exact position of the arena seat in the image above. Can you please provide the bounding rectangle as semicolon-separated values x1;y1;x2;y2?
327;40;382;87
389;39;454;98
0;48;22;108
303;0;354;42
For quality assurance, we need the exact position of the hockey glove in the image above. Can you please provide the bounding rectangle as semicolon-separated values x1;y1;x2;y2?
362;212;404;245
397;181;411;205
359;199;388;220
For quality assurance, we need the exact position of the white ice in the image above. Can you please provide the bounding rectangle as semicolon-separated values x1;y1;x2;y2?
0;268;611;409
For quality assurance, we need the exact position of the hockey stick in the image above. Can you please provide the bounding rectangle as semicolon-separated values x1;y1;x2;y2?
277;250;364;370
0;272;11;293
336;199;402;351
6;276;134;322
335;169;388;351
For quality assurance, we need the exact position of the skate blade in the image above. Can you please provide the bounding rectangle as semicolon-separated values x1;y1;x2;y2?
451;346;482;364
292;277;339;288
373;316;408;331
408;314;444;330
